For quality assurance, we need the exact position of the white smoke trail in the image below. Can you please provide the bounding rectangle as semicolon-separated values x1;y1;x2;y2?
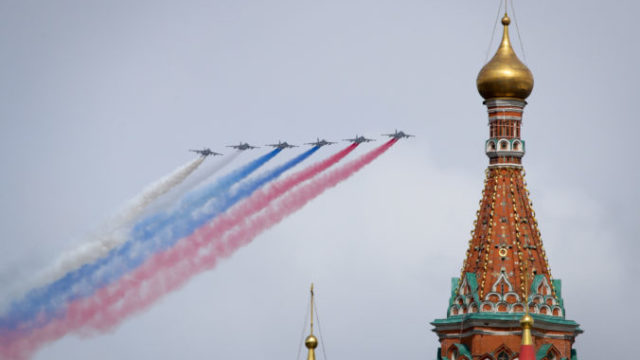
112;157;207;227
0;156;208;310
146;151;241;213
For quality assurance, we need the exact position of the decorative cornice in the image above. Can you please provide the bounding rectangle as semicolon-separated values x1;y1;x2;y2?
486;151;524;159
432;313;582;334
488;116;523;122
487;163;523;168
483;99;527;108
434;328;578;341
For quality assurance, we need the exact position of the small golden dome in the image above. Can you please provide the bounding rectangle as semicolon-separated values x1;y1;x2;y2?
305;335;318;349
477;14;534;100
520;313;534;346
520;313;534;327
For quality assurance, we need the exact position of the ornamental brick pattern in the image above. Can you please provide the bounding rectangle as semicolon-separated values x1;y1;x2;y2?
432;105;582;360
454;166;557;314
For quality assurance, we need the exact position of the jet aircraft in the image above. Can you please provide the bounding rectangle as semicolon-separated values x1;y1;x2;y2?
343;135;375;144
382;129;415;139
305;138;336;147
266;141;298;149
189;148;222;157
227;142;259;150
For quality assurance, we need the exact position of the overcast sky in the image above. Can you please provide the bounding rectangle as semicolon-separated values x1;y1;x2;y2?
0;1;638;359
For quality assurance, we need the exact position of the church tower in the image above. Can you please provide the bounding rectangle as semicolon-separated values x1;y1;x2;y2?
432;10;582;360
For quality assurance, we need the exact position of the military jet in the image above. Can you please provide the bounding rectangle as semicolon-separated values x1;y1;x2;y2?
305;138;336;147
266;141;298;149
189;148;223;157
382;129;415;139
343;135;375;144
227;142;259;150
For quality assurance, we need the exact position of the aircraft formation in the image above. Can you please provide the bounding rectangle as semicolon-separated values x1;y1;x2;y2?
189;130;414;156
2;126;414;359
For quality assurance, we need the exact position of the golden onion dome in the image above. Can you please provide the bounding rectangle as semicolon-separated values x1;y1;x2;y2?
477;14;534;100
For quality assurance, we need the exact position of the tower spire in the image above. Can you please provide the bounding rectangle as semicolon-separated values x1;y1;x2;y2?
304;283;318;360
432;5;582;360
310;283;314;335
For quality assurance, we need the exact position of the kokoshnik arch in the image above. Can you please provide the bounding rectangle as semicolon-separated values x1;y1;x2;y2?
431;11;583;360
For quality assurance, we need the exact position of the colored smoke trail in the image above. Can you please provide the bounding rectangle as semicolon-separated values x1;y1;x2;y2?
114;156;208;226
0;150;279;333
147;151;241;213
0;142;392;359
0;156;207;311
47;156;211;272
175;152;241;197
1;147;320;336
133;149;281;239
46;152;240;287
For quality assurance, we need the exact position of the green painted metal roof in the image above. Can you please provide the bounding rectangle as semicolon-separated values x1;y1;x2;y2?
453;343;472;359
535;343;552;360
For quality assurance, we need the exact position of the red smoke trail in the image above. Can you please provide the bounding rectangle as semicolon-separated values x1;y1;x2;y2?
1;143;372;359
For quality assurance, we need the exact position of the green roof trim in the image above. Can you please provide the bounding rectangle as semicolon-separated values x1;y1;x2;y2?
449;277;460;307
571;349;578;360
465;273;481;304
453;343;472;359
433;312;581;327
448;273;481;307
535;343;552;360
528;275;565;313
553;279;564;307
530;275;545;295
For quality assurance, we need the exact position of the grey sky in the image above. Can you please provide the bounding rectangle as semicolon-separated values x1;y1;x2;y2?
0;0;638;359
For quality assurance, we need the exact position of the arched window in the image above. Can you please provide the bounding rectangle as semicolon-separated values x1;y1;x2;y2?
542;349;558;360
497;351;510;360
451;349;458;360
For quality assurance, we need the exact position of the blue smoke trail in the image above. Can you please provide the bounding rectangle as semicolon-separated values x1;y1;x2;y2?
1;147;319;333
